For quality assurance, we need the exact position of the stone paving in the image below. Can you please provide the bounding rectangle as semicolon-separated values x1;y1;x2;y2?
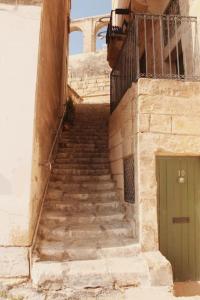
1;283;200;300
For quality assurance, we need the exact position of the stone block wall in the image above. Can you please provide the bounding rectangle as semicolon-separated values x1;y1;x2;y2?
68;50;111;103
108;88;136;231
109;78;200;253
136;79;200;252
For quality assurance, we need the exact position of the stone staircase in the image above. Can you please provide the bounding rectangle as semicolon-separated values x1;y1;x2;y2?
31;104;150;290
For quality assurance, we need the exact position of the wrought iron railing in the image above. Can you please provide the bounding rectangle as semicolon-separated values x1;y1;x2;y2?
110;13;200;113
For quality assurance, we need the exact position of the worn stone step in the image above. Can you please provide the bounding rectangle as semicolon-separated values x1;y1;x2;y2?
44;198;121;212
62;132;108;138
58;148;109;155
35;238;140;261
59;142;108;149
54;157;109;164
62;190;117;201
46;189;118;201
49;181;115;191
58;144;108;151
62;133;108;139
53;163;110;171
50;174;112;183
32;256;149;289
38;221;133;241
52;168;110;176
41;207;125;225
56;152;108;159
63;125;107;131
60;135;108;141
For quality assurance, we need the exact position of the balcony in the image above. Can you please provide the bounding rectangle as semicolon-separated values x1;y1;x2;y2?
110;13;200;113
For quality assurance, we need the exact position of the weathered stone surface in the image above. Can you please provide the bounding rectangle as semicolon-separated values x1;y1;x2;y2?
172;115;200;135
0;247;29;278
69;51;110;103
32;104;141;290
150;115;171;133
136;79;200;260
137;114;150;133
143;251;173;287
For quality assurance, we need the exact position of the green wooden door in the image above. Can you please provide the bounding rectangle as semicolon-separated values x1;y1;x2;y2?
157;156;200;281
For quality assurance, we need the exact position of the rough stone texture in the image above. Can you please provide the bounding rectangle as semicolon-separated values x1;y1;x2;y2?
30;0;69;248
109;87;136;229
108;78;200;285
31;104;145;290
0;247;29;278
136;79;200;255
69;51;111;103
143;251;173;287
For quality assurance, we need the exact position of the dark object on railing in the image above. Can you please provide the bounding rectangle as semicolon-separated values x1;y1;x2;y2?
115;8;131;15
110;13;200;113
106;9;131;45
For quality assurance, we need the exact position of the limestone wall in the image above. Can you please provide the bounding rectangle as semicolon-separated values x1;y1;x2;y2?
0;0;69;279
0;4;41;278
108;88;136;231
68;51;111;103
136;79;200;252
109;78;200;253
31;0;69;249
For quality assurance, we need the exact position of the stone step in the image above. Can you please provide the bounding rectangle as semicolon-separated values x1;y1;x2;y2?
62;133;108;139
46;189;117;201
58;144;108;151
52;168;110;176
53;163;110;170
63;125;107;131
60;135;108;140
62;132;108;138
58;148;109;155
59;142;108;148
32;256;149;289
44;198;121;212
41;207;125;225
55;157;109;164
50;174;112;183
35;238;140;261
56;152;108;159
49;181;115;191
62;190;117;201
38;221;133;241
53;159;110;169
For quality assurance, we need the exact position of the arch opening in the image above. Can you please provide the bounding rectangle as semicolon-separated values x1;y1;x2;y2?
69;29;84;55
96;25;107;52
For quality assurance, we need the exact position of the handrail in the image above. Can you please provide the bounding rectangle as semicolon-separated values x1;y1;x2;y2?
39;105;66;169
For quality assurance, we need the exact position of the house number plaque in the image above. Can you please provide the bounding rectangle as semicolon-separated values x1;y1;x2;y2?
173;217;190;224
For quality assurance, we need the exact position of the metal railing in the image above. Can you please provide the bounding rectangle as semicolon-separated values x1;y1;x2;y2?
110;13;200;113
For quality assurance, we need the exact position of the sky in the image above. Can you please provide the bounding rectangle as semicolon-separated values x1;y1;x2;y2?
70;0;112;55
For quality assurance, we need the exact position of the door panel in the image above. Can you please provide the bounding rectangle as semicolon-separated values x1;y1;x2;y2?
157;157;200;281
